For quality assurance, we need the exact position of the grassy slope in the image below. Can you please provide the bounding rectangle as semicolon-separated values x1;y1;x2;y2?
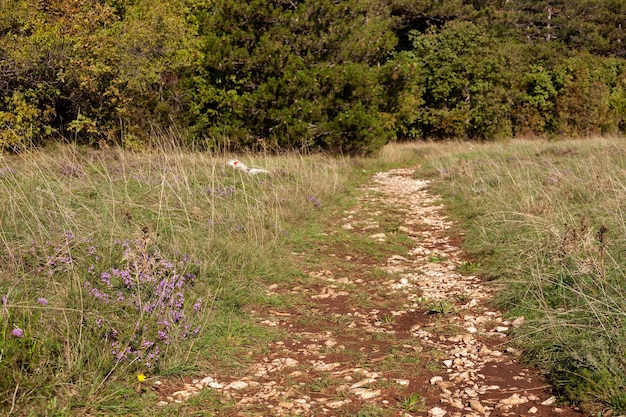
0;143;421;415
415;137;626;414
2;138;625;415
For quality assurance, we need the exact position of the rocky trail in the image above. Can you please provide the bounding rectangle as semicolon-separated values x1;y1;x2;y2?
156;168;584;416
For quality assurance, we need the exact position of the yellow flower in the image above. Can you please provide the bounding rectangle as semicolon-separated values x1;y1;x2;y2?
137;373;147;382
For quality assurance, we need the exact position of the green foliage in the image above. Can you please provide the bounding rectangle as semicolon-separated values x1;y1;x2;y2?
188;0;396;154
0;0;196;149
399;21;512;140
3;0;626;151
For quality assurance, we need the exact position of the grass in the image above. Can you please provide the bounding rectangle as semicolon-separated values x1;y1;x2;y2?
415;137;626;414
4;137;625;415
0;143;380;415
397;392;425;413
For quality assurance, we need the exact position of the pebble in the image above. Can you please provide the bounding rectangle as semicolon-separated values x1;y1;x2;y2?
541;396;557;406
470;399;486;414
512;316;525;327
200;376;215;385
369;233;387;240
429;407;447;417
358;389;381;400
225;381;249;390
499;393;528;407
430;376;444;384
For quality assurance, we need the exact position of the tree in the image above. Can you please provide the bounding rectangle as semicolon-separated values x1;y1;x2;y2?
188;0;397;154
401;21;512;140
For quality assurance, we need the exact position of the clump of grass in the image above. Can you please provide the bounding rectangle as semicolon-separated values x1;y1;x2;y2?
424;298;457;315
0;143;356;414
397;392;425;413
417;137;626;413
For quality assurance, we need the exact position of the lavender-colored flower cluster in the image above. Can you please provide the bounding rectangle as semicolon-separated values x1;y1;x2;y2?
206;186;236;197
85;238;201;368
0;167;16;178
35;230;77;276
306;194;322;208
59;161;86;178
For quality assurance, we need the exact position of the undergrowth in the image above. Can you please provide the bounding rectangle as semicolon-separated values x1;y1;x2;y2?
417;137;626;414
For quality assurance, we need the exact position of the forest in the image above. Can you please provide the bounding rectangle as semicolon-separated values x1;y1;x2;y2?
1;0;626;153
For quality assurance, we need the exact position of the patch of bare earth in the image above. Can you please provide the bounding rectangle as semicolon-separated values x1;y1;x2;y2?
155;168;583;417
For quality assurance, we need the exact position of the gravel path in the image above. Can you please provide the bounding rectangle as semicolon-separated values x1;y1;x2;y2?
155;168;583;417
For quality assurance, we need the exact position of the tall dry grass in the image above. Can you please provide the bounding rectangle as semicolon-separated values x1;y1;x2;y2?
0;143;358;414
417;137;626;413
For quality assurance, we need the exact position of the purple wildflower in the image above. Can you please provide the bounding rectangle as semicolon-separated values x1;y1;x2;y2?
307;194;322;208
64;230;75;243
11;328;24;338
101;272;111;286
0;167;16;178
37;297;48;305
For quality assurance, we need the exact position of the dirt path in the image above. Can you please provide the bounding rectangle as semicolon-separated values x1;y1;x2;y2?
157;168;583;416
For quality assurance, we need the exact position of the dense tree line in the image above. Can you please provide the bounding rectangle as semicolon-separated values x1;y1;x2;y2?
1;0;626;153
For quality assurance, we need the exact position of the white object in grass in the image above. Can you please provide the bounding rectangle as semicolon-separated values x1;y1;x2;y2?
226;159;269;175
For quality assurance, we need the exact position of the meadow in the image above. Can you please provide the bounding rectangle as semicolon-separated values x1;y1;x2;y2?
1;137;625;415
0;143;376;415
418;137;626;413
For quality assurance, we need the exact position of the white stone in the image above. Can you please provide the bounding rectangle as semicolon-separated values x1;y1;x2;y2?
499;394;528;406
512;316;525;327
541;396;557;406
225;380;249;390
350;378;376;389
156;401;169;407
428;407;447;417
358;389;381;400
528;406;538;414
469;399;486;414
449;399;465;409
430;376;444;384
327;399;351;409
369;233;387;240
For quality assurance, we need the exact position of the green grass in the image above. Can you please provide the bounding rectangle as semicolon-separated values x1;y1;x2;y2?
0;141;424;415
10;137;626;415
415;137;626;414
